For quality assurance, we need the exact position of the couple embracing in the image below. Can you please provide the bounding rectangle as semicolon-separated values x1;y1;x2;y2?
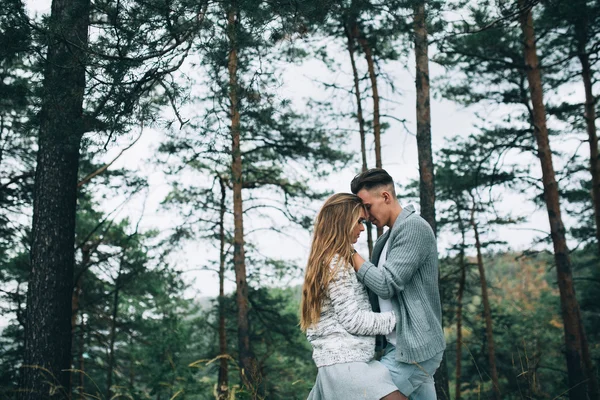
301;169;446;400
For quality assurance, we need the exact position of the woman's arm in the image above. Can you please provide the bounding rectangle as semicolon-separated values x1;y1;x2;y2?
328;261;396;336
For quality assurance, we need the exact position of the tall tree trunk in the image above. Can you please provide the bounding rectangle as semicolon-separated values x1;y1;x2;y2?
469;196;500;399
345;24;374;257
72;245;89;398
575;19;600;255
414;0;436;235
128;336;135;389
346;27;368;174
353;23;383;238
455;209;467;400
581;59;600;249
106;264;123;400
71;275;83;397
413;4;450;397
227;6;259;394
576;51;600;400
20;0;90;397
518;3;591;398
573;5;600;397
217;177;229;400
78;320;85;400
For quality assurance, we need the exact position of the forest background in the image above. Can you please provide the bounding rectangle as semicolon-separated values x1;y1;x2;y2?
1;0;599;399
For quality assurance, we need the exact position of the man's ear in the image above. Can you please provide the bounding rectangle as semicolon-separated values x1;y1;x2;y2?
382;191;391;203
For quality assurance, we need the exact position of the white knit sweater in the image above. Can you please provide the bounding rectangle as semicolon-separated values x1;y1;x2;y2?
306;256;396;368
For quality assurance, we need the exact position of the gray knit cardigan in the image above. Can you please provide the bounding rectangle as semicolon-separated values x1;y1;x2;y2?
306;257;396;368
356;205;446;363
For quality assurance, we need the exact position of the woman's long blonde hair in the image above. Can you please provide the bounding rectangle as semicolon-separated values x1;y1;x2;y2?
300;193;364;331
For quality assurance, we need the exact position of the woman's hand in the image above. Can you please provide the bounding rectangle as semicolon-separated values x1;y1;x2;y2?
351;249;366;271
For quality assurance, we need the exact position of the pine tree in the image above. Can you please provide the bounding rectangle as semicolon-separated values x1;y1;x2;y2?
20;0;205;395
431;132;520;398
517;1;594;397
542;0;600;256
21;0;91;396
436;1;597;396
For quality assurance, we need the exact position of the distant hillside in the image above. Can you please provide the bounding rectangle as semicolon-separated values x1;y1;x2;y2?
194;284;302;311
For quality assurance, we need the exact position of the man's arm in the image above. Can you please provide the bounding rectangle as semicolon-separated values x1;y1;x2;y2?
352;218;432;299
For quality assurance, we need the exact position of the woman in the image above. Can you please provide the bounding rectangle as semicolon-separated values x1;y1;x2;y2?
301;193;404;400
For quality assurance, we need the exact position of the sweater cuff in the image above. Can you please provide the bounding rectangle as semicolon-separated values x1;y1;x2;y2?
356;260;375;282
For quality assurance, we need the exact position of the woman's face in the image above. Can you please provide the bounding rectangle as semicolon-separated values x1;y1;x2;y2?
351;208;367;244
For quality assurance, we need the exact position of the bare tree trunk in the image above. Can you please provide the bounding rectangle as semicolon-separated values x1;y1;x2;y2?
71;247;89;334
74;250;87;399
346;27;368;174
0;115;5;168
20;0;90;397
455;211;467;400
578;307;599;399
576;30;600;255
71;280;80;394
577;51;600;400
413;4;449;397
217;177;229;400
353;23;383;238
78;320;85;400
573;5;600;397
518;3;591;398
106;264;123;400
580;55;600;252
227;5;259;394
469;196;500;399
345;24;374;257
71;272;84;397
72;246;89;398
414;0;436;235
128;336;135;389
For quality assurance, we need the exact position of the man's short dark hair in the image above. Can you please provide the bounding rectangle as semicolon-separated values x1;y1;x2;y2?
350;168;395;195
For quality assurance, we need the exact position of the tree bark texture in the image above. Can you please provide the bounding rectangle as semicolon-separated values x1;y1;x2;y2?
577;49;600;400
455;213;467;400
413;4;449;396
106;264;123;400
217;177;229;400
353;23;383;238
470;197;500;400
518;2;590;398
71;245;89;398
346;26;368;174
575;22;600;255
345;23;374;258
227;6;260;394
78;321;85;400
573;4;600;396
20;0;90;397
414;0;437;235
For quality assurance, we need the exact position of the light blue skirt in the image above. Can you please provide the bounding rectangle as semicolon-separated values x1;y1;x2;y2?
307;360;398;400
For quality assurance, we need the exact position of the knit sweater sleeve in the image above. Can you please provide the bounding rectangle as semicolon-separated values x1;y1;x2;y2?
328;260;396;336
356;217;434;299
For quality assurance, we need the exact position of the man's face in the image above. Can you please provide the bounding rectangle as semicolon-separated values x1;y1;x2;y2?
356;188;388;229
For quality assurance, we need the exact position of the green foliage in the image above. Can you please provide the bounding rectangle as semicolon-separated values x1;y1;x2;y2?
435;0;600;251
193;286;315;399
440;251;572;399
0;0;36;274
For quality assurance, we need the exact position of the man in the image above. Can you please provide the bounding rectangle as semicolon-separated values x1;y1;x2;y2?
350;168;445;400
